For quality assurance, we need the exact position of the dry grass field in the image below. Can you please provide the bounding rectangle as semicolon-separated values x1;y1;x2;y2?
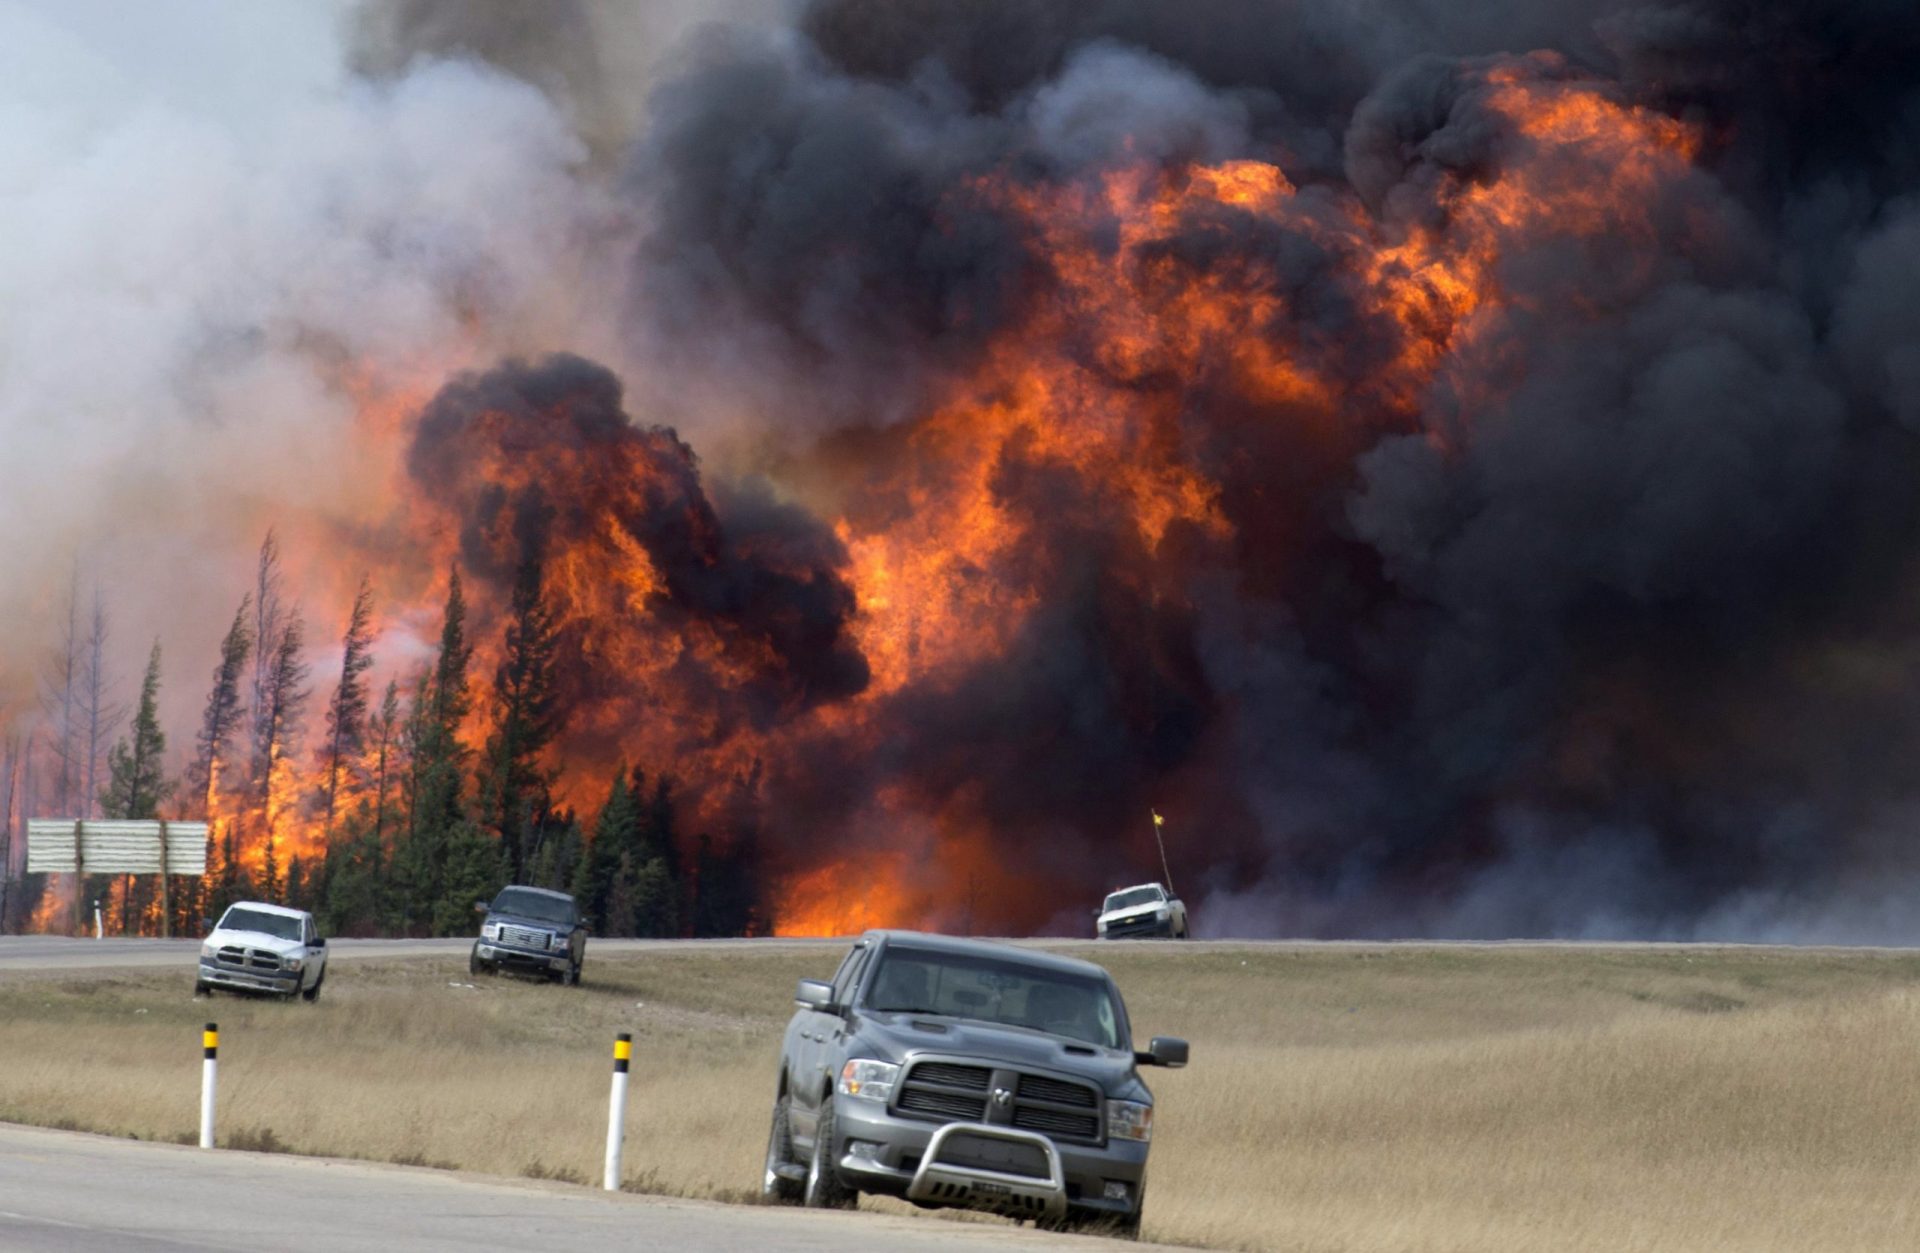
3;942;1919;1251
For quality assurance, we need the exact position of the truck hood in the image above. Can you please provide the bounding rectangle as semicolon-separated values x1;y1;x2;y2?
1098;902;1169;926
484;910;569;932
854;1010;1146;1097
204;927;303;956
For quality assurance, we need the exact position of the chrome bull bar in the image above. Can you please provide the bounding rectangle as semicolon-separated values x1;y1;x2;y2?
904;1122;1067;1219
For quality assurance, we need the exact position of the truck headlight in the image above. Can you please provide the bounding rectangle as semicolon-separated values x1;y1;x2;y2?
482;922;500;940
838;1059;901;1103
1106;1099;1153;1142
200;943;216;960
283;956;304;973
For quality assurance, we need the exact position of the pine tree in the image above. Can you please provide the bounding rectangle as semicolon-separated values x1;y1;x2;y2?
401;568;485;936
254;612;309;904
477;511;560;882
320;576;376;842
188;597;253;819
573;772;637;932
36;563;83;819
187;597;253;925
245;531;288;800
369;678;402;845
102;643;168;821
78;589;125;823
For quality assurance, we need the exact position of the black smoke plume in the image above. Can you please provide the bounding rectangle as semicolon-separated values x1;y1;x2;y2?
615;0;1920;939
408;354;870;747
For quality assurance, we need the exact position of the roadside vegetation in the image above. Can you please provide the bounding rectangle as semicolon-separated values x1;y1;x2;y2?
2;943;1918;1251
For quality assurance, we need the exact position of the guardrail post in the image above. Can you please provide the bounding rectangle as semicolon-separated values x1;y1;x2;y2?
199;1022;218;1148
604;1032;631;1190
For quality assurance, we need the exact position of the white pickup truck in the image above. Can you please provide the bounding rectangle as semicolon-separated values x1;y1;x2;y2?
195;901;329;1001
1095;882;1190;940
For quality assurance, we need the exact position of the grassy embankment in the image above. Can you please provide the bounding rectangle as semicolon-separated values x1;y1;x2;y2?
2;943;1919;1251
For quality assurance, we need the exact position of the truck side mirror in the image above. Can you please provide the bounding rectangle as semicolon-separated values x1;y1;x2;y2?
1135;1036;1189;1068
794;978;835;1012
473;901;490;915
314;936;327;948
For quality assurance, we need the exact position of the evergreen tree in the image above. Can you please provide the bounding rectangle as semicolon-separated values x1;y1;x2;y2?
477;510;560;882
209;825;253;919
436;824;504;936
254;612;308;905
528;815;582;893
102;643;168;820
244;530;288;799
36;563;83;819
102;643;171;935
188;598;253;927
369;678;402;845
260;831;283;904
401;568;484;936
631;857;674;939
77;589;125;824
572;768;683;938
573;772;638;932
320;575;375;842
319;803;387;937
188;597;253;818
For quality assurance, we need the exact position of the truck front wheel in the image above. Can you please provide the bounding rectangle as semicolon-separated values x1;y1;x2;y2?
762;1093;802;1204
802;1096;857;1209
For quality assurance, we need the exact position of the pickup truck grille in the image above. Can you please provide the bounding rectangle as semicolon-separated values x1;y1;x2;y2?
215;945;284;971
900;1089;989;1120
497;925;551;950
912;1063;990;1090
1103;911;1166;937
898;1060;1103;1144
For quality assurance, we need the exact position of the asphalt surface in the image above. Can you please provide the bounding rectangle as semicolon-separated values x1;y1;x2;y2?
0;1124;1174;1252
0;934;838;972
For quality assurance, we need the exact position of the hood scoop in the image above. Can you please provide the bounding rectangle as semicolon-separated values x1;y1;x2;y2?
1062;1044;1096;1056
909;1019;950;1033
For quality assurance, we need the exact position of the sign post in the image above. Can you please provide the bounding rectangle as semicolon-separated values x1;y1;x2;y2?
26;821;209;935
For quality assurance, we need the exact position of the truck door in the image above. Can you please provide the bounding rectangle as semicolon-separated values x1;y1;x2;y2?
795;941;869;1147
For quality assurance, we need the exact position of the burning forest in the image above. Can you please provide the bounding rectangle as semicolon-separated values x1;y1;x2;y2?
5;0;1920;940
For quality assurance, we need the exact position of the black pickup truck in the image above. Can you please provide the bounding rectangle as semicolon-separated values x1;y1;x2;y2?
470;885;587;985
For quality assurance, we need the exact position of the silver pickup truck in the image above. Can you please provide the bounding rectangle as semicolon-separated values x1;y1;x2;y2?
195;900;328;1001
761;931;1187;1238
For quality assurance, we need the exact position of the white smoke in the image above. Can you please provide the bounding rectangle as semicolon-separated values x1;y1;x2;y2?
0;0;625;733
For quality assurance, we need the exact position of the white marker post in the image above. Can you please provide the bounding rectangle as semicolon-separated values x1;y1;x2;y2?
199;1022;218;1149
604;1032;631;1191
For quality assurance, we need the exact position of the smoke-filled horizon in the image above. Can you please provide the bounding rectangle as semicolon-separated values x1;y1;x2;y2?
6;0;1920;940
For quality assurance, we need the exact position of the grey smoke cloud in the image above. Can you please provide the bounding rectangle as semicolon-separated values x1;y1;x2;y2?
619;0;1920;938
0;0;619;729
10;0;1920;940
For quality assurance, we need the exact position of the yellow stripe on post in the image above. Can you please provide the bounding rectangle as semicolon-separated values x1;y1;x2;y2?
613;1037;632;1063
203;1028;219;1050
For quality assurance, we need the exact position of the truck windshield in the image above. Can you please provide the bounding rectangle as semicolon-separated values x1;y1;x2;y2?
219;907;301;941
491;888;573;924
863;947;1123;1049
1103;887;1163;912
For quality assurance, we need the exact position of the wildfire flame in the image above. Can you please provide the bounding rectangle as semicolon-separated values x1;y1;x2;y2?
17;54;1715;937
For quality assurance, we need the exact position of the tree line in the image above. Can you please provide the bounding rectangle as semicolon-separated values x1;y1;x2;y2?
0;532;767;939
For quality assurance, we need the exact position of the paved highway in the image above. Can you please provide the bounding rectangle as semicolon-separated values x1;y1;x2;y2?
0;1124;1172;1252
0;934;838;973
